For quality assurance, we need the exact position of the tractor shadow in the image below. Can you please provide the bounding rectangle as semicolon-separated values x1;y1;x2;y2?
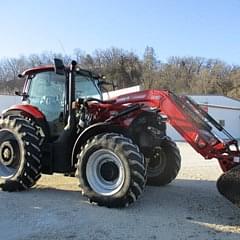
31;178;240;223
31;177;239;208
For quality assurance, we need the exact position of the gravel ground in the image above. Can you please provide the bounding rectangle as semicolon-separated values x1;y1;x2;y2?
0;142;240;240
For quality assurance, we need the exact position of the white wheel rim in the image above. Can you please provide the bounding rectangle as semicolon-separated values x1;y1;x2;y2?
86;149;125;196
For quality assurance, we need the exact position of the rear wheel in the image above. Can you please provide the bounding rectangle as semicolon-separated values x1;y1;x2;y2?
147;138;181;186
77;133;146;207
0;115;42;191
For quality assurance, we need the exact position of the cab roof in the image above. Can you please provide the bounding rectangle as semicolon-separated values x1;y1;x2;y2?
20;65;54;77
20;65;101;79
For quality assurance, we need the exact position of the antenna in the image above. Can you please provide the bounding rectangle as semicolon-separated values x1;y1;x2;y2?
58;39;66;55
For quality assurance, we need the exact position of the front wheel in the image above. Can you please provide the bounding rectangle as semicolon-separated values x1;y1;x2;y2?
77;133;146;208
147;138;181;186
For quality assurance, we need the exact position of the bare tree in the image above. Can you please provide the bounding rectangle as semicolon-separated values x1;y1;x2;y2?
0;48;239;99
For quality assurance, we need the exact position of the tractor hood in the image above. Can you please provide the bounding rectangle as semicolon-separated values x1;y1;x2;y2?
112;89;167;106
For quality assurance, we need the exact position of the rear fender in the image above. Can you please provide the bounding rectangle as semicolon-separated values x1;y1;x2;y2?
2;104;45;119
71;122;127;166
2;104;50;138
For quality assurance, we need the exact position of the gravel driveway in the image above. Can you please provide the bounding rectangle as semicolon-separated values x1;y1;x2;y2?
0;142;240;240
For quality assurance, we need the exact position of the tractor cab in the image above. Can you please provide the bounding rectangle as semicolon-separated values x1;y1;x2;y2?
19;64;103;137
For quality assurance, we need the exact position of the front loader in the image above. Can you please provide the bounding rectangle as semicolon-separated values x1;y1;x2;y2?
0;59;239;207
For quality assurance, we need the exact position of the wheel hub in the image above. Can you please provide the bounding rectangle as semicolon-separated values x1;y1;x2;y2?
147;147;167;177
0;142;14;166
100;162;119;182
0;129;21;179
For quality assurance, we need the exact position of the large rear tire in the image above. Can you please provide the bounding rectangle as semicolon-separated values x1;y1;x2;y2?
147;138;181;186
77;133;146;208
0;115;42;191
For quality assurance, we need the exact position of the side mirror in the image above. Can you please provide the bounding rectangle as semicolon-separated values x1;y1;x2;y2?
15;91;28;97
15;91;29;100
15;91;21;96
98;80;117;91
54;58;65;75
98;80;112;86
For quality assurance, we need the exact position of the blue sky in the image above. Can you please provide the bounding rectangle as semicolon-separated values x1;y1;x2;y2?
0;0;240;64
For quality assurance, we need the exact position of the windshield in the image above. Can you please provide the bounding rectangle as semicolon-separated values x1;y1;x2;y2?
75;74;102;99
27;71;102;122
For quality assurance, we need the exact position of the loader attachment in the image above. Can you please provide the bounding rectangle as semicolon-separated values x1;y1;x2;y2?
155;91;240;206
217;165;240;207
155;92;240;168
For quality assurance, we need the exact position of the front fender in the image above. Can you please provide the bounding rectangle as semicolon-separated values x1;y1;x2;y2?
71;122;126;166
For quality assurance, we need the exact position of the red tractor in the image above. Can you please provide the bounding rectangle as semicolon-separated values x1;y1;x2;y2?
0;59;239;207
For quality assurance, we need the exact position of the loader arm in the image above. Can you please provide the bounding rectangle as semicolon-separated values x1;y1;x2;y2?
115;90;240;172
158;91;239;172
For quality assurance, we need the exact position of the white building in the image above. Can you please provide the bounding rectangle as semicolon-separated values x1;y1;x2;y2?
0;95;21;114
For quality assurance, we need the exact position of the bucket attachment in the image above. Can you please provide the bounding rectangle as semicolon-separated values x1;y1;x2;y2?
217;165;240;207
